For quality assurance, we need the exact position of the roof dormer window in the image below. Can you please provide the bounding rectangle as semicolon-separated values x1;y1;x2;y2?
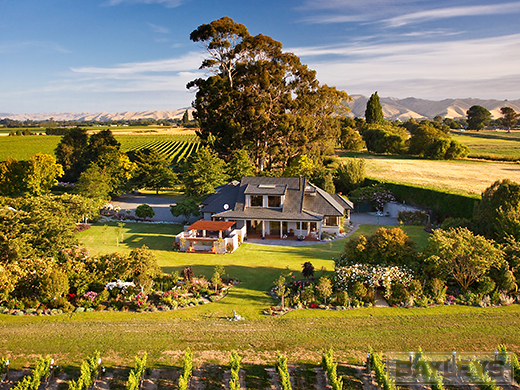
250;195;263;207
268;195;281;208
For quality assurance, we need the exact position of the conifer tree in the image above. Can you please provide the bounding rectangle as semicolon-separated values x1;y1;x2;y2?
365;91;384;125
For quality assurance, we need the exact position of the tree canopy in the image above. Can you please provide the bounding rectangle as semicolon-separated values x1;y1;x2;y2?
474;179;520;241
466;105;491;130
422;227;503;292
343;227;417;268
187;17;351;171
365;92;384;125
226;149;255;181
501;107;519;129
25;153;64;196
131;149;176;194
181;146;228;197
0;195;81;263
170;199;200;224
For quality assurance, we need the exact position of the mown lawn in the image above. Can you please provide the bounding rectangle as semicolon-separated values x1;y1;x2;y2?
77;222;430;321
2;222;519;369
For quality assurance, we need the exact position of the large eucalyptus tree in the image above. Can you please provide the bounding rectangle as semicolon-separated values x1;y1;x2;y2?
187;17;351;171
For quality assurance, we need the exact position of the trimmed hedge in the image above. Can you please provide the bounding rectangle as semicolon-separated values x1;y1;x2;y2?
365;178;479;220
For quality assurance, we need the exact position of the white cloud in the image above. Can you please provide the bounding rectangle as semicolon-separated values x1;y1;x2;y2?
0;41;71;54
70;52;204;76
298;0;425;24
299;1;520;27
290;33;520;100
299;0;416;11
148;23;170;34
384;2;520;27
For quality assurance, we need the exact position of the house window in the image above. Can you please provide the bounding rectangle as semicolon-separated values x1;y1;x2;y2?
325;216;339;226
251;195;263;207
268;195;281;208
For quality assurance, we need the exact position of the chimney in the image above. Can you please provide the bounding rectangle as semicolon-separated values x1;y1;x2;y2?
299;175;303;191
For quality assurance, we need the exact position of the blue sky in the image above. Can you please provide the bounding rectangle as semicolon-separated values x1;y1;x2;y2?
1;0;519;113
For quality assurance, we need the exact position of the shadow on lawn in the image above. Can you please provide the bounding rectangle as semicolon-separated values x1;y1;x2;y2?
161;264;293;293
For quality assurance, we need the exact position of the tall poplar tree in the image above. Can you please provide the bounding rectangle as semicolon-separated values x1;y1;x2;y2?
365;91;384;125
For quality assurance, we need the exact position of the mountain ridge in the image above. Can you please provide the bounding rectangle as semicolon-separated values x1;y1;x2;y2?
1;97;519;121
347;96;520;120
0;108;193;122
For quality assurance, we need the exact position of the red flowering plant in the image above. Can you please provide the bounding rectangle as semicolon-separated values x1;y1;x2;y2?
132;292;148;310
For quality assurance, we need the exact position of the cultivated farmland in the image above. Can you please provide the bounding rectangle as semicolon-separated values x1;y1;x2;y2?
121;134;201;163
0;133;200;163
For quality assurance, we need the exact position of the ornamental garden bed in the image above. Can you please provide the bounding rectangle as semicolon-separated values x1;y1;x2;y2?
0;277;237;316
0;242;236;316
265;264;520;317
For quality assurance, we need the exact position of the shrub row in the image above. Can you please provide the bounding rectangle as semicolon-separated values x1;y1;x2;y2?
276;355;292;390
413;350;445;390
68;352;100;390
468;358;501;390
498;345;520;385
126;353;147;390
12;356;52;390
397;210;429;225
365;178;478;220
177;348;193;390
368;350;396;390
229;352;241;390
321;349;343;390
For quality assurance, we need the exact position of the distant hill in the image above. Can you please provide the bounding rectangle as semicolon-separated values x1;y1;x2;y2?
347;96;520;120
0;108;193;122
2;97;520;122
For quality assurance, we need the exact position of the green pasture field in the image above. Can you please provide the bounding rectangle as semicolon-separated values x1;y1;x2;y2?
2;222;519;369
451;130;520;160
0;135;61;161
0;133;200;162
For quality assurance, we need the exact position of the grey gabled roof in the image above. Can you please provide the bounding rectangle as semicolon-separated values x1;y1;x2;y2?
302;184;347;217
205;176;354;221
244;183;287;195
200;181;241;213
331;193;354;210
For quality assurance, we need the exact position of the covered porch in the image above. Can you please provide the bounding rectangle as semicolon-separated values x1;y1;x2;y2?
245;219;323;240
176;220;240;254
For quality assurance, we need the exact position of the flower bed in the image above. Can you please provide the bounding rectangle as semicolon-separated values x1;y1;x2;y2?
264;275;520;316
0;277;237;316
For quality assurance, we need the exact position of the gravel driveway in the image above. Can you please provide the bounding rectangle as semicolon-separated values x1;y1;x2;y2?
109;193;198;224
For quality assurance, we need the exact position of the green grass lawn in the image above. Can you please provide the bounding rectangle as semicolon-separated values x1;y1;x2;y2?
73;222;432;324
2;222;519;370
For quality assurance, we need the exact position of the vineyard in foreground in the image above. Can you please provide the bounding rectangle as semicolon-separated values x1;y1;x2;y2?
2;347;518;390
